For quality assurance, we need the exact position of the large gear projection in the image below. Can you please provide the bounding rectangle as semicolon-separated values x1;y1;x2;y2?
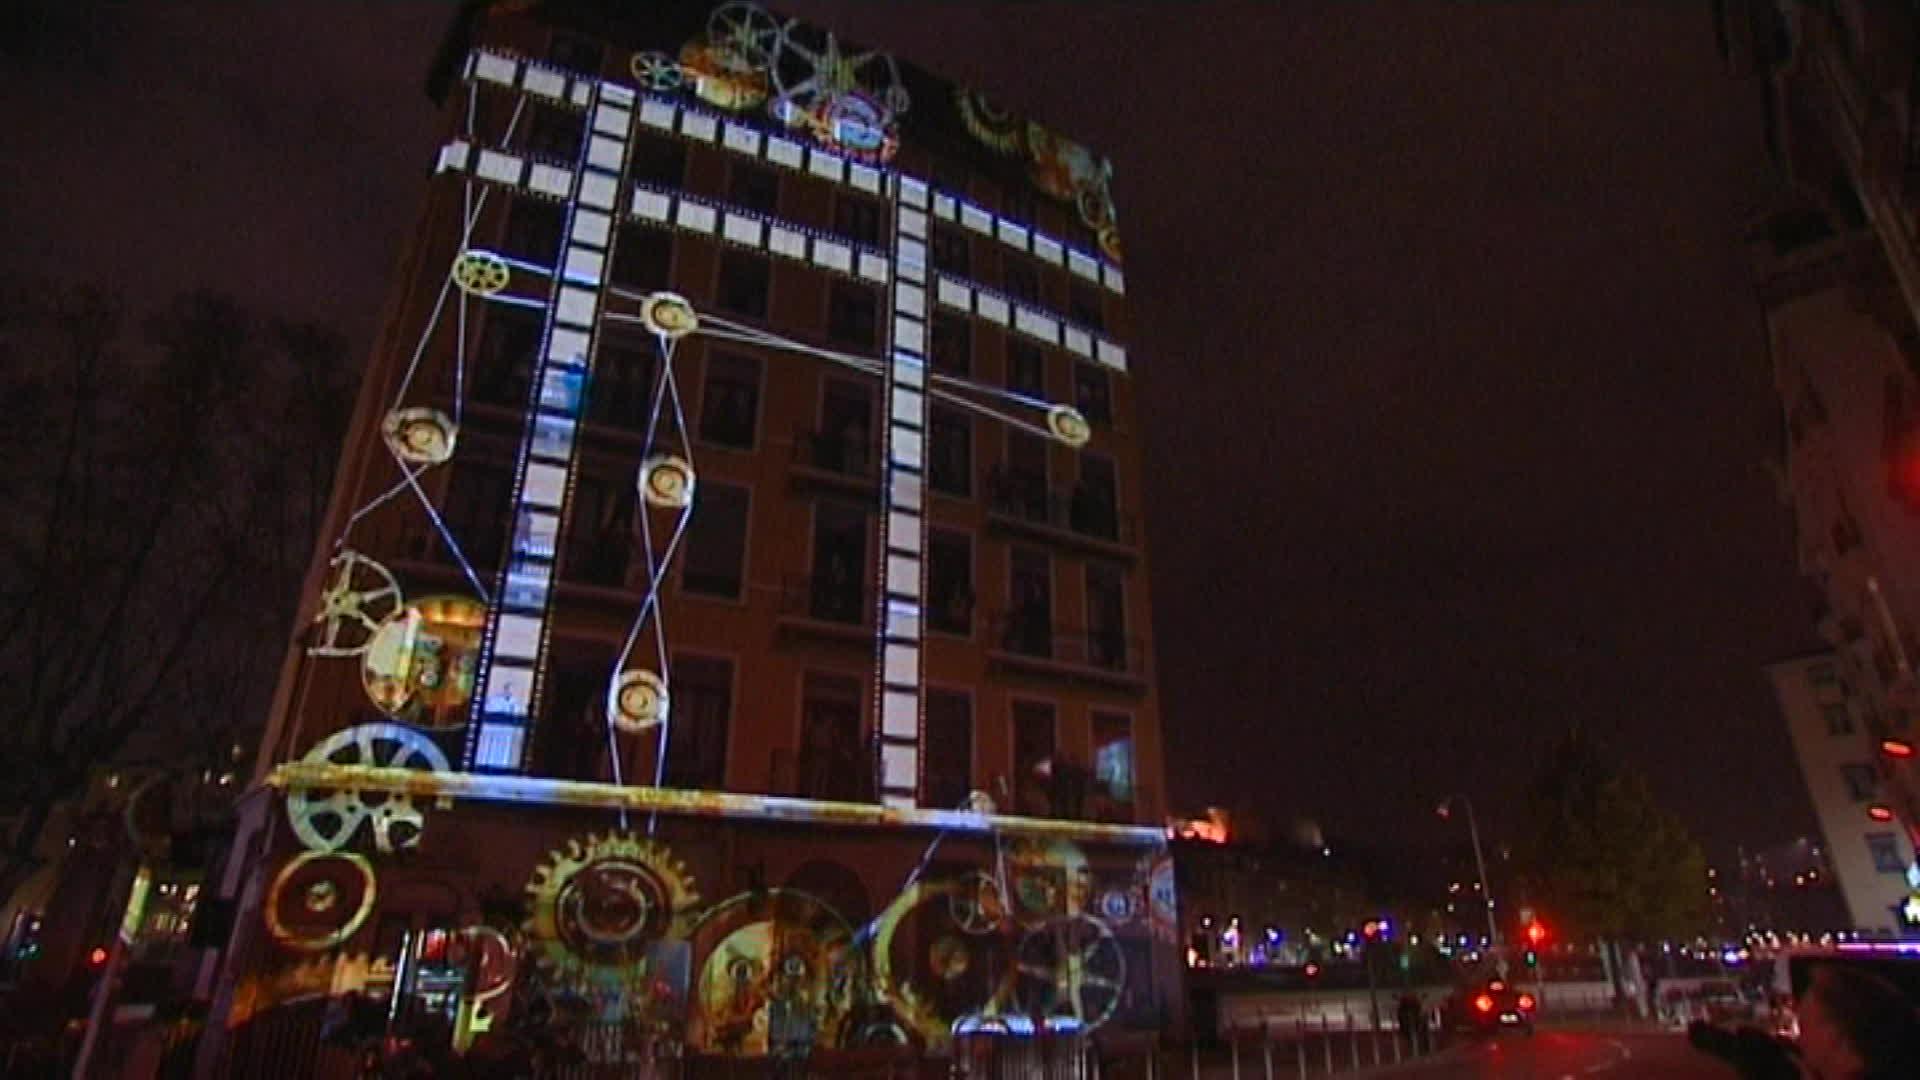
870;876;1016;1049
523;832;701;987
286;722;450;853
686;888;859;1055
264;851;378;952
1013;914;1124;1029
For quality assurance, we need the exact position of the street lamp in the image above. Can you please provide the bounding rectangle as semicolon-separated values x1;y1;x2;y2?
1437;794;1502;959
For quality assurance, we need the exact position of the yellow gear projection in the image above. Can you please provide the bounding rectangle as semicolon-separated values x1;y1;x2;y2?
309;550;403;657
360;595;485;730
1004;838;1092;928
687;889;857;1056
523;832;700;986
870;876;1018;1050
264;851;377;952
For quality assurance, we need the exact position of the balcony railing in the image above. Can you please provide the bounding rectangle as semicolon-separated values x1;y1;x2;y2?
985;467;1135;551
988;611;1145;689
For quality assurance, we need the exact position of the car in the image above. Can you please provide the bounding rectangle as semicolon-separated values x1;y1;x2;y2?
1447;978;1536;1037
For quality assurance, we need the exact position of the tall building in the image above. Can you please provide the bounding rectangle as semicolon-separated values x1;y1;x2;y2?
198;1;1176;1069
1727;0;1920;928
1765;654;1914;934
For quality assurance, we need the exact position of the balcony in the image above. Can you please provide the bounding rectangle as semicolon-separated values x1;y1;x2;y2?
987;610;1147;693
985;467;1136;558
789;427;879;495
776;575;870;645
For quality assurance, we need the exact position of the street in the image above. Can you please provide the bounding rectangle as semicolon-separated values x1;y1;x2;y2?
1378;1029;1736;1079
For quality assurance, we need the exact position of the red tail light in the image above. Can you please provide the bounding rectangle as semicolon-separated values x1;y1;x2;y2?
1474;994;1494;1013
1488;979;1506;992
1518;994;1535;1011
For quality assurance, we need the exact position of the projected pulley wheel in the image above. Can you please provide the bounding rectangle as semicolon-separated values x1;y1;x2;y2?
639;292;698;340
1047;405;1091;448
451;249;511;297
638;454;695;509
286;722;450;853
1013;913;1124;1029
265;851;377;952
608;669;669;733
630;51;684;92
871;877;1017;1049
308;550;403;657
382;407;457;466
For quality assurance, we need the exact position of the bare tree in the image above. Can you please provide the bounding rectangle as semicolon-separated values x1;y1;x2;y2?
0;278;352;905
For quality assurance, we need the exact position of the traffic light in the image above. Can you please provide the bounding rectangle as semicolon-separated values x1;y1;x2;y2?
1524;920;1547;947
1523;949;1538;968
86;946;109;970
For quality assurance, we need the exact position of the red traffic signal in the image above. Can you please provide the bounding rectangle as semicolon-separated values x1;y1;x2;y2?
86;946;109;969
1524;920;1547;946
1303;962;1321;978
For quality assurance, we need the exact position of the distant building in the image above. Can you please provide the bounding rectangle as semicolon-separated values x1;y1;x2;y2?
1765;653;1916;935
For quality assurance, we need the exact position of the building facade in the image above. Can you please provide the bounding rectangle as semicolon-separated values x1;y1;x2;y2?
199;1;1176;1069
1765;654;1913;934
1728;0;1920;924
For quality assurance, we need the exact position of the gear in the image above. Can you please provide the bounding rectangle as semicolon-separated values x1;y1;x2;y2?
286;722;450;853
870;877;1018;1049
265;851;377;951
382;406;457;466
630;50;685;92
451;249;511;297
687;888;857;1055
308;550;403;657
706;2;782;69
524;832;700;988
360;595;486;730
954;88;1022;155
768;20;907;135
1013;913;1124;1030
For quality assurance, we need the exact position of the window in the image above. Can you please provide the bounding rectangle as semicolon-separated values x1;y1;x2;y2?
548;32;605;74
1006;548;1052;657
928;530;972;635
809;502;868;624
1001;429;1050;522
1866;832;1907;874
699;353;760;449
566;474;633;589
1074;361;1112;426
1092;711;1134;813
931;312;971;377
535;664;609;781
1823;703;1854;736
827;281;878;348
610;225;672;293
503;197;566;264
834;196;884;248
1074;455;1120;541
1007;340;1046;397
923;690;972;810
717;251;770;318
630;134;687;188
476;306;541;408
814;379;874;476
798;673;867;801
932;225;970;277
1003;257;1041;304
1841;763;1879;802
521;101;582;162
665;655;730;790
443;463;511;571
728;162;780;215
929;406;971;497
586;333;657;432
1086;563;1127;671
682;482;749;598
1012;700;1057;817
1069;281;1105;332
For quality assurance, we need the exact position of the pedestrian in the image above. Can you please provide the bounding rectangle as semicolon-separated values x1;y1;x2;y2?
1395;993;1426;1054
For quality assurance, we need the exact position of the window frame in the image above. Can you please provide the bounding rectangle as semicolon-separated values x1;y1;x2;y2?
715;249;772;319
921;685;975;810
679;480;753;602
697;351;764;452
927;527;975;639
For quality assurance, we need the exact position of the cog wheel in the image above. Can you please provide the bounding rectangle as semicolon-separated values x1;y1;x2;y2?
954;88;1022;155
638;453;695;509
871;877;1018;1050
945;871;1008;936
287;722;450;853
265;850;377;952
524;832;701;988
360;595;486;730
1047;405;1091;448
687;889;858;1055
768;20;907;132
451;249;511;297
1013;914;1124;1030
608;668;669;733
630;50;685;92
707;2;782;69
639;291;699;339
1098;223;1124;264
308;550;403;657
382;406;458;467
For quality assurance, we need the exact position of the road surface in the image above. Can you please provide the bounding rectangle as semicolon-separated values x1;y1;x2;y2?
1376;1028;1736;1078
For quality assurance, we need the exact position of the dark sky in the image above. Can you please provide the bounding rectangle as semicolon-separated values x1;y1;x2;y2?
2;3;1822;863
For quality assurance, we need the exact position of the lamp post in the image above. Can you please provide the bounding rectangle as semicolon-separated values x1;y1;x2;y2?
1437;794;1501;963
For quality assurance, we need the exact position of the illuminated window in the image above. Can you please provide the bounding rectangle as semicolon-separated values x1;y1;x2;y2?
923;689;972;810
699;353;761;450
681;482;749;598
834;196;884;248
520;101;582;162
1007;340;1046;397
1012;700;1057;816
932;225;970;277
1069;282;1105;332
502;197;566;264
1866;832;1906;874
586;331;657;432
827;281;878;348
1074;361;1111;426
1093;711;1134;813
609;225;672;292
928;529;973;636
728;162;780;215
1841;764;1879;802
807;503;867;625
717;250;770;318
1086;563;1127;671
630;134;687;188
931;312;971;377
665;655;731;790
798;672;866;801
929;406;971;497
1823;703;1854;736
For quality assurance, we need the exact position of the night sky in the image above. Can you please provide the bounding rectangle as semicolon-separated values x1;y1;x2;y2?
2;3;1822;864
